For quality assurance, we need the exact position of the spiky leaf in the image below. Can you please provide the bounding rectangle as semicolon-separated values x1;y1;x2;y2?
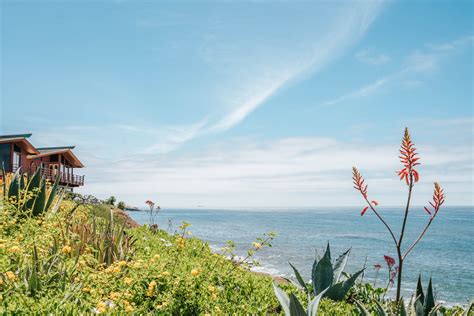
423;278;435;316
7;168;21;199
289;293;307;316
416;275;425;305
24;167;42;211
307;287;329;316
312;244;333;295
333;248;351;283
44;174;60;212
273;281;290;316
354;300;371;316
32;181;47;216
289;262;308;293
324;268;364;301
398;298;407;316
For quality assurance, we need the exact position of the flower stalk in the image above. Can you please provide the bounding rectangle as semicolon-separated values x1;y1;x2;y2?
352;128;445;302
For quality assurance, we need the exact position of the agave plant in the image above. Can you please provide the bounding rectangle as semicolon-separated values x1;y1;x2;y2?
3;167;63;217
288;244;364;302
273;281;328;316
355;276;448;316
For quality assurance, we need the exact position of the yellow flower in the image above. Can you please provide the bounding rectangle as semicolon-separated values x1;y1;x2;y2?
113;266;121;273
5;271;16;281
109;292;121;300
125;305;134;312
153;254;161;260
74;277;80;283
161;271;171;276
118;261;127;267
0;279;3;285
62;245;72;254
146;280;157;297
123;277;133;285
252;242;262;250
96;301;107;313
191;268;201;277
82;286;91;293
211;293;218;300
208;285;216;292
8;246;20;253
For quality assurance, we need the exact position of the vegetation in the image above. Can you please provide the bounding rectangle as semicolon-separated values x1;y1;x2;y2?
117;201;126;210
352;128;445;302
0;129;471;315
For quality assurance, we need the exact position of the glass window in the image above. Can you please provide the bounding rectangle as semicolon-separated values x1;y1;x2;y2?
0;144;11;171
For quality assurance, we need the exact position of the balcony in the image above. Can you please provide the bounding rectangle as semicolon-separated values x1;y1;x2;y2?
13;164;85;187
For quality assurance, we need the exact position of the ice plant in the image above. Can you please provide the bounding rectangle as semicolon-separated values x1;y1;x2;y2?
352;128;445;302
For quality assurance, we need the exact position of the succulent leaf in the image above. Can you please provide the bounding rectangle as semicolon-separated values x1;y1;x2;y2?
289;262;308;293
307;287;328;316
312;244;333;295
423;278;435;316
333;248;351;283
288;293;307;316
273;281;290;316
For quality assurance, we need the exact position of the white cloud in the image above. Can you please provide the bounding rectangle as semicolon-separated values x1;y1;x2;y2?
321;35;474;107
76;134;473;208
355;49;391;66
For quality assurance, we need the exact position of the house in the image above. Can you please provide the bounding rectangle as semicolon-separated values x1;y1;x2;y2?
0;133;85;188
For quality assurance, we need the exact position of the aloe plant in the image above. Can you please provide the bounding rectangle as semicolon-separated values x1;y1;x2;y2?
6;167;62;217
289;244;364;301
273;281;328;316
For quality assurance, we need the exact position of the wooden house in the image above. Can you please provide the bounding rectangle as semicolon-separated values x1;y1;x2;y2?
0;133;85;188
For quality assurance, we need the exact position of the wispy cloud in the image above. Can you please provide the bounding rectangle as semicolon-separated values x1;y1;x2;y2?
203;2;387;133
322;35;474;107
355;49;391;66
79;135;473;207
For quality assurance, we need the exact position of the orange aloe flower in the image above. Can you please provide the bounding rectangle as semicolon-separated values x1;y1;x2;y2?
397;128;420;185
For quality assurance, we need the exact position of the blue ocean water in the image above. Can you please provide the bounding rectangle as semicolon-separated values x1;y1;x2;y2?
127;206;473;305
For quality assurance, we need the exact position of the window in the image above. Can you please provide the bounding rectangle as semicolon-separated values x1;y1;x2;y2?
0;144;11;171
12;145;21;170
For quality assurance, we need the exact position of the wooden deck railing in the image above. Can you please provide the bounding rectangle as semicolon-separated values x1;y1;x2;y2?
12;165;85;187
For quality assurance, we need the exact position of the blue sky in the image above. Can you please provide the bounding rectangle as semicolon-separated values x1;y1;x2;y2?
1;1;472;207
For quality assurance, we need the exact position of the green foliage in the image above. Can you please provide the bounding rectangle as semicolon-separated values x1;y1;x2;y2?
117;201;126;210
5;167;63;217
105;196;116;206
290;244;364;302
273;281;328;316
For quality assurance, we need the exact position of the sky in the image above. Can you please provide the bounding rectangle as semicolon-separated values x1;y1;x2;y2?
1;0;473;208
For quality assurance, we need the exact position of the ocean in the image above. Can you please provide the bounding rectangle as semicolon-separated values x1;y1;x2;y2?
127;206;473;306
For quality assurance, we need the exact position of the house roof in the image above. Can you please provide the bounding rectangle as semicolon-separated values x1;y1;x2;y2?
28;149;84;168
0;134;39;155
36;146;76;152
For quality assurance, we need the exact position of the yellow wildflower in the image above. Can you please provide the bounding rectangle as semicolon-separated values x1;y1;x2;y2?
125;305;134;312
161;271;171;276
211;293;218;300
5;271;16;281
208;285;216;292
82;286;91;293
109;292;121;300
153;254;160;260
118;261;127;267
97;301;107;313
252;242;262;250
123;277;133;285
146;280;157;297
191;268;201;277
8;246;20;254
62;245;72;254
